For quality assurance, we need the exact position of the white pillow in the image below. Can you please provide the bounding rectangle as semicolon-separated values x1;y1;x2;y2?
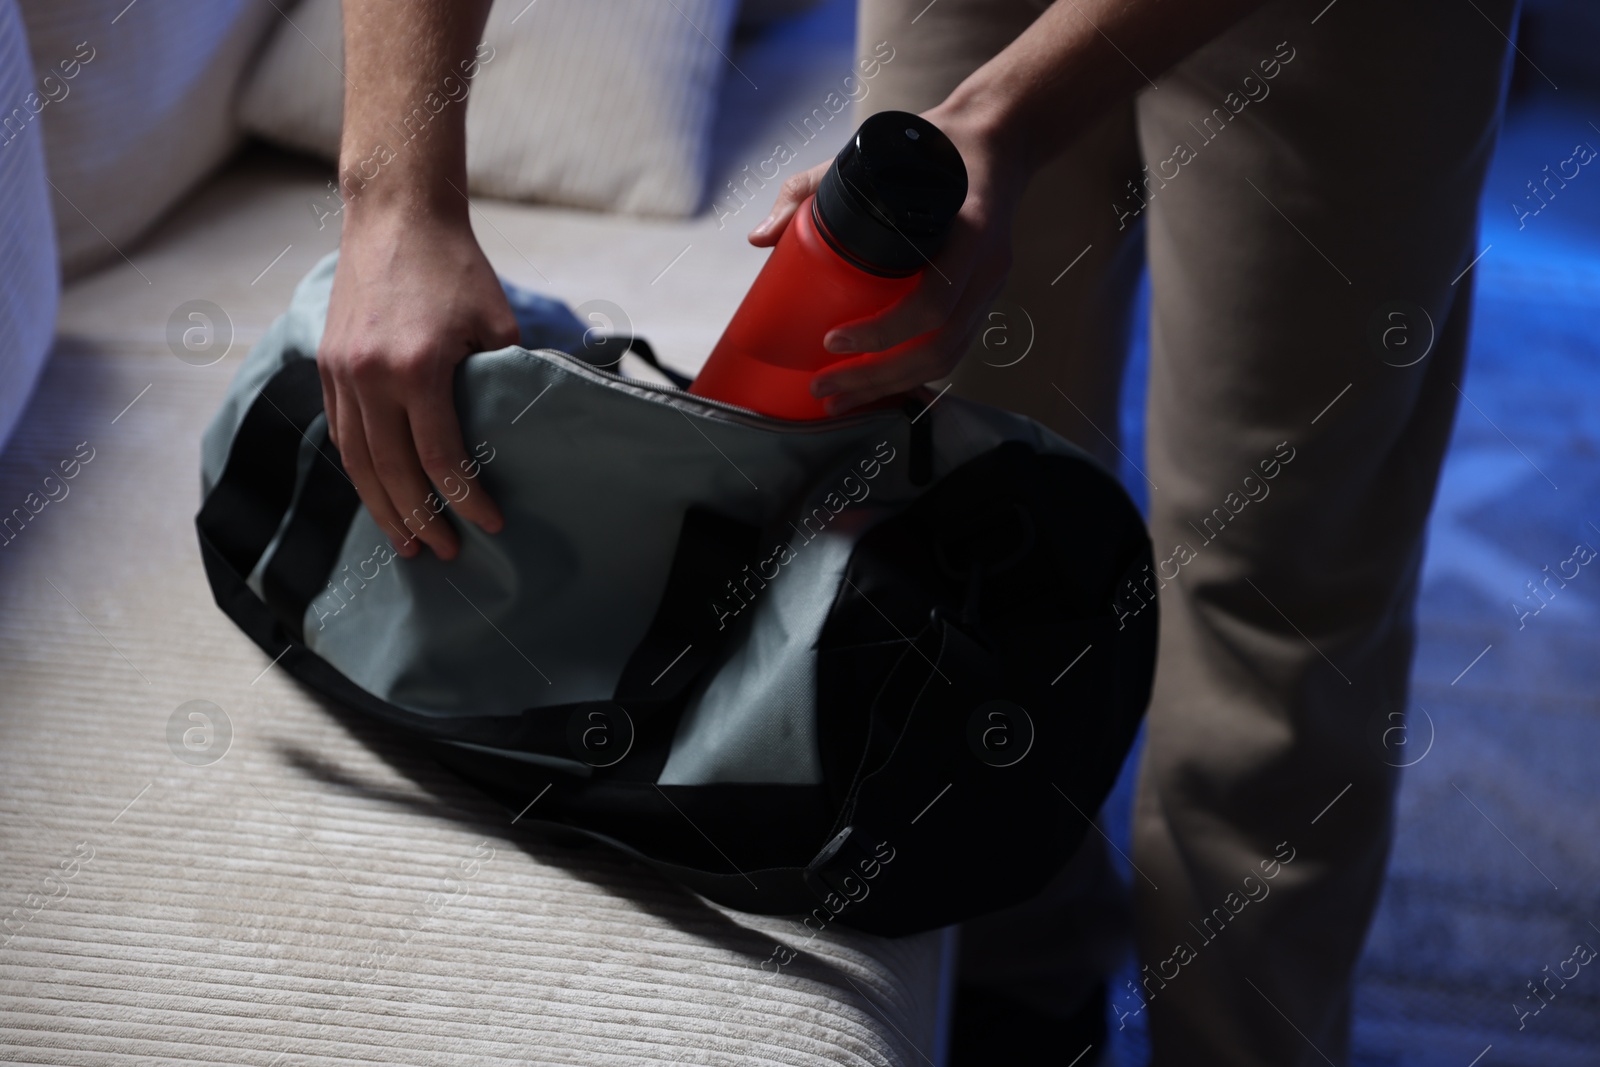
237;0;737;217
0;0;58;452
18;0;277;279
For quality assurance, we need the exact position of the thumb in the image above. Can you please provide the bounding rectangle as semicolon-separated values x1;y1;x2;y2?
748;163;829;247
484;295;520;351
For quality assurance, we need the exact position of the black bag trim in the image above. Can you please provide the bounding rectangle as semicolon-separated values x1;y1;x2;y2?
197;357;327;581
900;396;934;486
612;506;760;707
261;426;361;642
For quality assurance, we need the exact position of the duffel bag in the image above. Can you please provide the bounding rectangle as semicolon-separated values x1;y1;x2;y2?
196;253;1156;937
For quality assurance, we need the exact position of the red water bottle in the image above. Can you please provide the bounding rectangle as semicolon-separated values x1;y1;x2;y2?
690;111;968;420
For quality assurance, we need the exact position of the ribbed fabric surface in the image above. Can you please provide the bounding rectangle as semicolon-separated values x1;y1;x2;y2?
237;0;737;217
17;0;278;279
0;0;58;454
0;328;943;1063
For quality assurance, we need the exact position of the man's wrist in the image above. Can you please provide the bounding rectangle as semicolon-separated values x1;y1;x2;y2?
337;111;472;222
338;157;471;231
923;86;1035;224
932;75;1035;177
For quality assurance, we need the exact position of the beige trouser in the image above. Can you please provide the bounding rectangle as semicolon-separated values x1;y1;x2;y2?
856;0;1516;1063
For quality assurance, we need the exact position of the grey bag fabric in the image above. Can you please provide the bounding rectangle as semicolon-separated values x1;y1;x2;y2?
197;253;1156;936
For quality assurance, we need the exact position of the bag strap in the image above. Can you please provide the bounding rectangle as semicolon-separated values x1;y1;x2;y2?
899;396;934;486
406;505;761;785
195;357;362;643
612;505;759;705
259;430;361;642
575;334;693;390
196;358;330;582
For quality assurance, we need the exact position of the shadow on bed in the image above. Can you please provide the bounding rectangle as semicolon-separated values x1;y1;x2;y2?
266;697;885;994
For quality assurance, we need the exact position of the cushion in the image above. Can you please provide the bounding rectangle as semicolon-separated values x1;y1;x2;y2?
17;0;277;279
238;0;738;218
0;0;58;451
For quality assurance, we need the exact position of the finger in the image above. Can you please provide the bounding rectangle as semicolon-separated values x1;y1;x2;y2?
821;225;988;355
814;344;953;415
822;287;953;360
482;298;521;352
748;163;828;247
363;401;462;561
824;328;976;416
408;388;504;535
815;287;980;400
331;389;421;560
815;278;994;413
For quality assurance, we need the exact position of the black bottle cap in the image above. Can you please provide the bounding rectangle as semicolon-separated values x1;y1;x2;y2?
814;111;968;276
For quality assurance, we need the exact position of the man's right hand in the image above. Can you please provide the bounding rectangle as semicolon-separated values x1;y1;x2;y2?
321;0;510;562
318;210;517;561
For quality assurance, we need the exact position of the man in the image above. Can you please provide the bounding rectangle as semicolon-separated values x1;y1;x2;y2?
318;0;1517;1061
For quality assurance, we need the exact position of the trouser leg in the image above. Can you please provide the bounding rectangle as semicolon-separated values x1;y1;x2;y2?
1129;1;1516;1062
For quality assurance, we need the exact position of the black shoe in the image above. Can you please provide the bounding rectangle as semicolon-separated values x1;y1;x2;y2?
948;981;1107;1065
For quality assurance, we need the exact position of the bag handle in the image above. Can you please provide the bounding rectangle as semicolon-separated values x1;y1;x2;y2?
574;334;693;390
195;357;363;642
259;424;360;641
197;358;333;582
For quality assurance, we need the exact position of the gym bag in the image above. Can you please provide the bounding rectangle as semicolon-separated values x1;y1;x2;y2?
197;253;1156;937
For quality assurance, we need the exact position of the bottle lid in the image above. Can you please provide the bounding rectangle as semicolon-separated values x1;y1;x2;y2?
814;111;968;275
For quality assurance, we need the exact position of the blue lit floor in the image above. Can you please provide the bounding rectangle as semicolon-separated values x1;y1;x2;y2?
1100;86;1600;1067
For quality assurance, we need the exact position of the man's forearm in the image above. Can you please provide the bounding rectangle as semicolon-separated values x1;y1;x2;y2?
944;0;1269;174
339;0;495;225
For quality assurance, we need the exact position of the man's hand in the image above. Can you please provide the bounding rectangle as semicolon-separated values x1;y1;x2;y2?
321;0;507;561
748;106;1027;416
747;0;1269;416
319;211;516;561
